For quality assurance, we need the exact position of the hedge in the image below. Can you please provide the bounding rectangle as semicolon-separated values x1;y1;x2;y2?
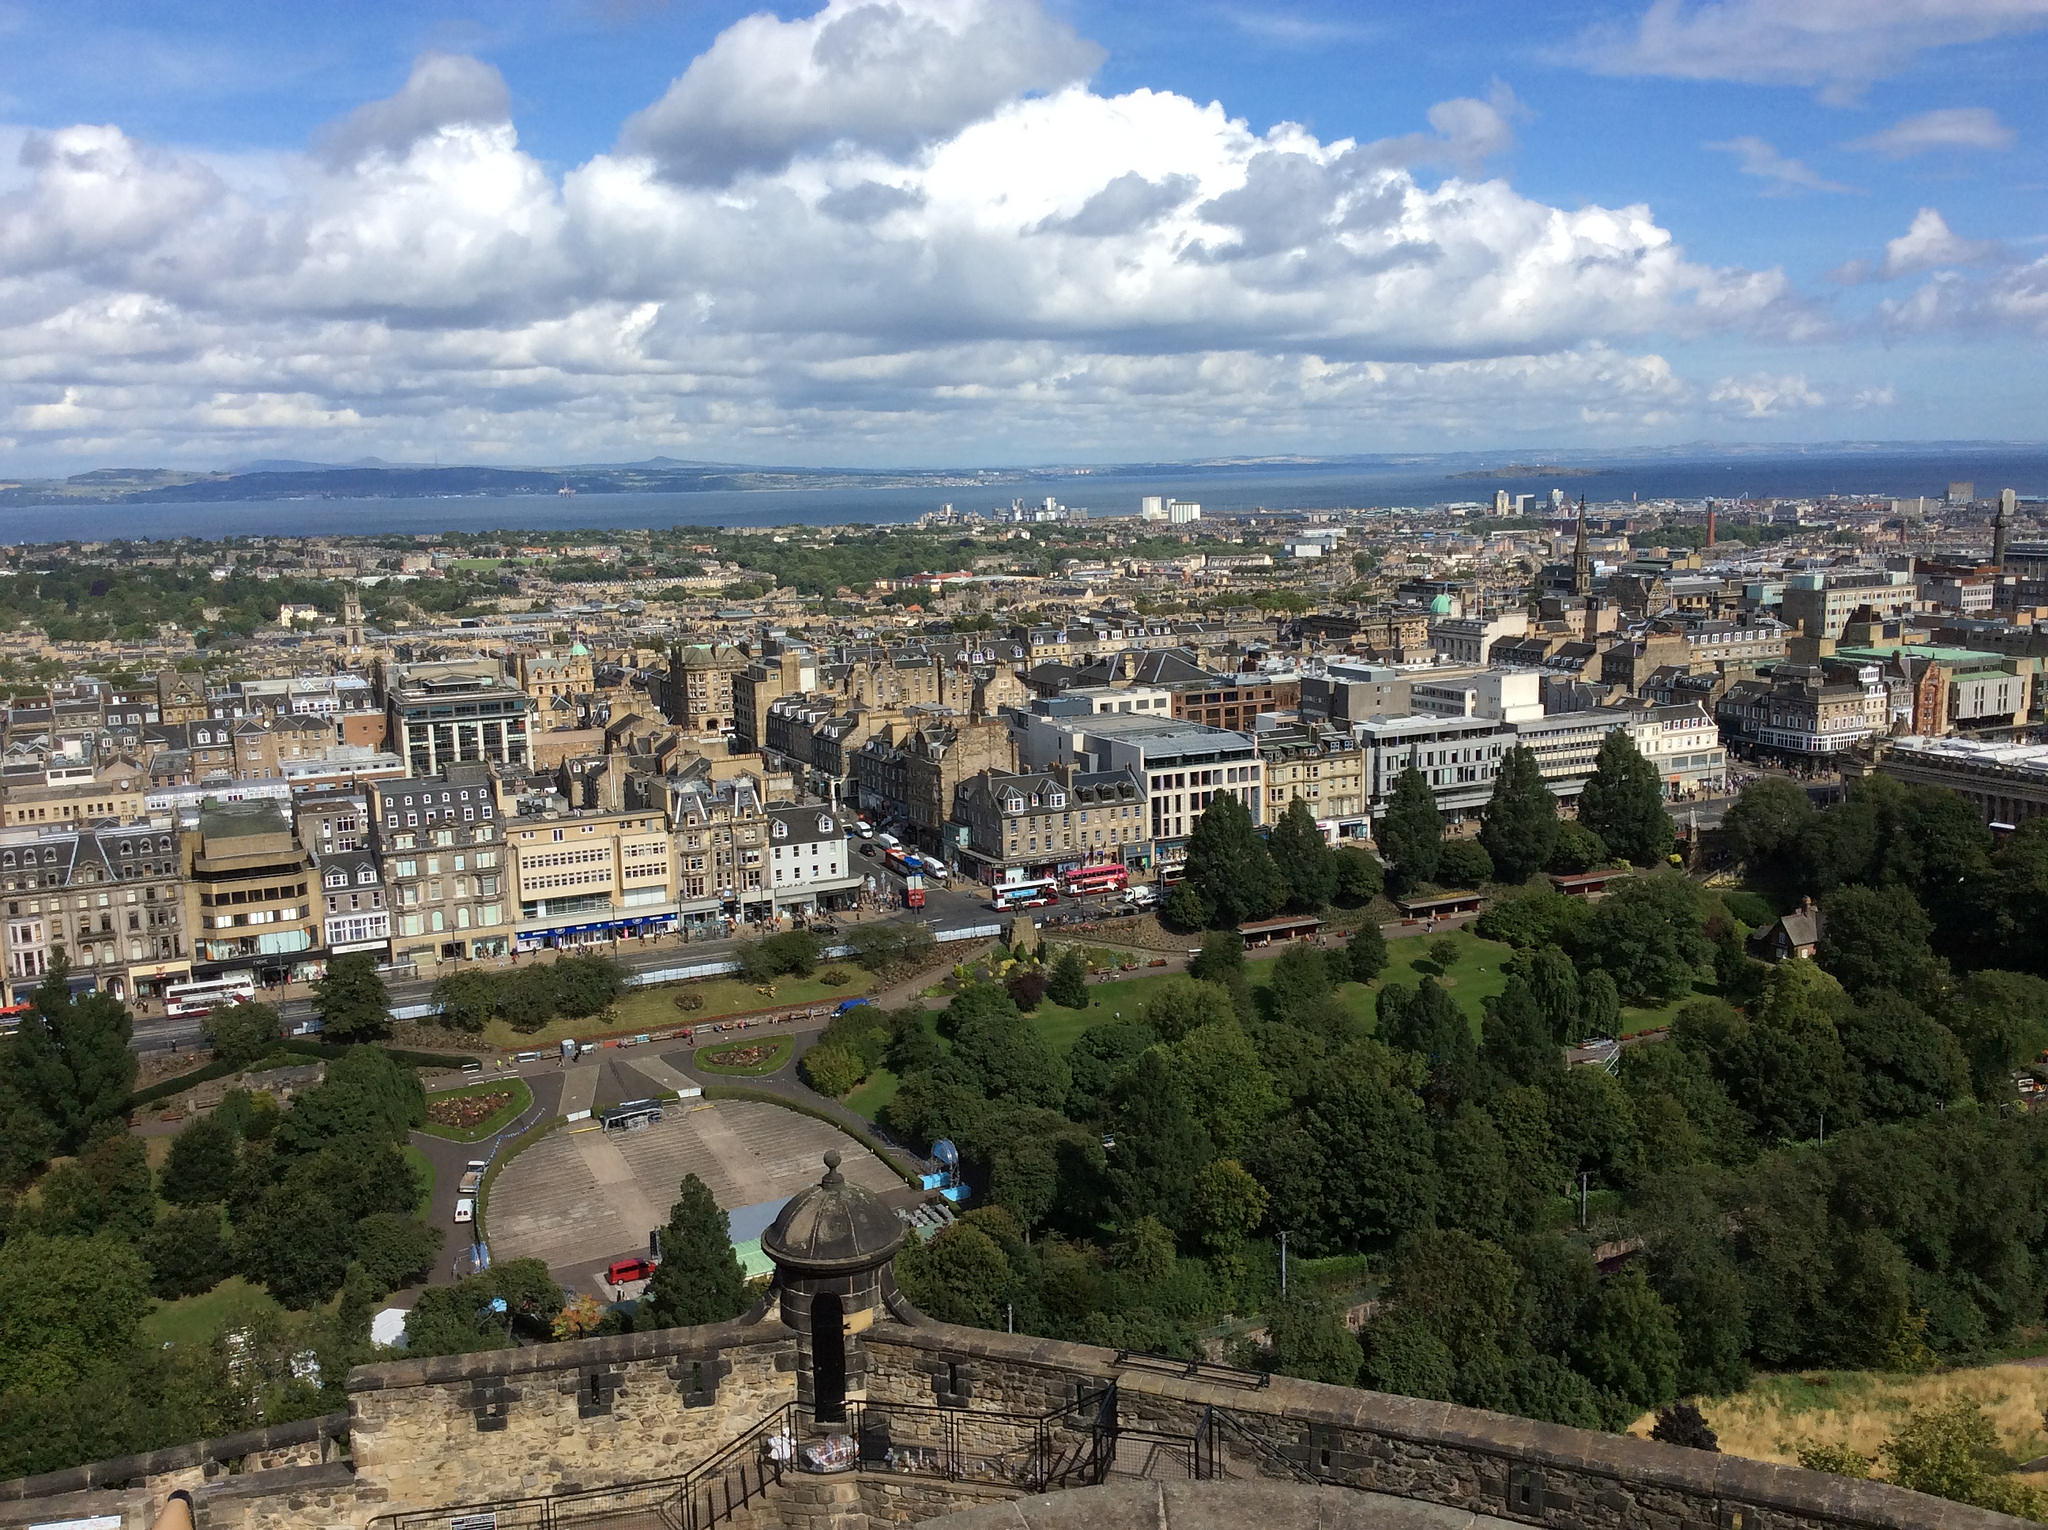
125;1040;483;1113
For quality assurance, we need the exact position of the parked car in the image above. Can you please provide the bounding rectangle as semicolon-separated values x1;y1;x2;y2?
606;1256;656;1285
453;1198;475;1224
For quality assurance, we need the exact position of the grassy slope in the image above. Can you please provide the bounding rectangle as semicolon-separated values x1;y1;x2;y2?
1645;1364;2048;1472
141;1275;281;1347
477;971;873;1049
403;1143;435;1213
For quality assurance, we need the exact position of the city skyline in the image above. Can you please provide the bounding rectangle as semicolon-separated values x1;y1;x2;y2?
1;0;2044;474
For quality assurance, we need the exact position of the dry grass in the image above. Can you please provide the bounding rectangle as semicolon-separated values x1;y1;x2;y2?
1632;1365;2048;1471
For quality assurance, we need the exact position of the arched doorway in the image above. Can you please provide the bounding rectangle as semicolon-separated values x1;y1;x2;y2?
812;1293;847;1424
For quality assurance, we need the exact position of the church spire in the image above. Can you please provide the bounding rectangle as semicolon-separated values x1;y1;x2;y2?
1571;494;1592;598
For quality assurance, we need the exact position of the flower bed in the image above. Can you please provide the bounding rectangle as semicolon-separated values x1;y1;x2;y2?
429;1089;513;1129
692;1033;795;1076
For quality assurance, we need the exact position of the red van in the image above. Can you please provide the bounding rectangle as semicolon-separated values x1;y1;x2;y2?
606;1257;656;1285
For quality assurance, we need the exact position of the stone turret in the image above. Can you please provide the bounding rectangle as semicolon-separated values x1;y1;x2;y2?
762;1150;906;1426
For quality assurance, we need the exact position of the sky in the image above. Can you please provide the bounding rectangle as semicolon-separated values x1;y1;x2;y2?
0;0;2044;474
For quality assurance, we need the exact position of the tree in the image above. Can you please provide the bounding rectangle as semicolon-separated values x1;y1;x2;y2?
1818;884;1942;1004
895;1222;1011;1328
1578;731;1673;867
1267;1294;1361;1385
1347;921;1388;985
351;1212;443;1294
1436;839;1494;889
1141;976;1236;1043
1721;777;1814;878
1882;1398;2046;1519
1004;967;1046;1011
1378;979;1475;1106
642;1173;749;1328
1105;1052;1213;1234
1190;1158;1268;1250
1183;793;1284;927
161;1113;239;1206
1333;848;1385;906
1580;969;1621;1039
1169;1021;1280;1157
1514;946;1582;1042
1065;1020;1157;1122
1379;767;1442;889
801;1043;866;1098
1577;874;1712;1004
1361;1307;1455;1400
1724;961;1850;1142
1436;1104;1512;1242
315;953;390;1043
1480;979;1561;1087
1838;994;1970;1122
1651;1402;1720;1451
1189;930;1245;984
1163;881;1214;931
1547;820;1607;875
431;970;496;1033
1945;970;2048;1101
405;1259;565;1356
140;1206;233;1298
1267;945;1333;1026
1046;949;1089;1010
1481;746;1560;883
272;1045;424;1156
9;959;136;1153
0;1232;153;1396
203;1001;282;1067
953;1018;1070;1110
1571;1264;1681;1428
1259;1065;1439;1254
1268;798;1338;912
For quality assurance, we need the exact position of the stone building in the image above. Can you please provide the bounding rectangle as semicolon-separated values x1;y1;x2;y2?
950;766;1146;887
367;764;512;964
502;788;677;951
0;815;188;1003
317;848;390;959
181;798;322;983
662;642;746;734
0;752;148;827
381;659;533;776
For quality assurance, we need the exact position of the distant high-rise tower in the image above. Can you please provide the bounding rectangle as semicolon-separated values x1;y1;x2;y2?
1949;481;1975;506
1706;504;1718;548
1571;495;1592;598
344;588;365;654
1994;487;2015;572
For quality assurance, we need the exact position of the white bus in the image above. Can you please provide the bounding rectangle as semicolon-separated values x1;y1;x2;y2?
165;972;258;1018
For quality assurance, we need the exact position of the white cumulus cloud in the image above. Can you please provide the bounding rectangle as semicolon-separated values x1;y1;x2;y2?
0;2;1845;468
619;0;1102;183
1708;372;1826;416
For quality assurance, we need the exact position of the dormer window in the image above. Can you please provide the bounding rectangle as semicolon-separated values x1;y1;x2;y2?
817;815;833;834
358;867;376;885
325;871;348;888
773;822;787;839
1048;790;1067;808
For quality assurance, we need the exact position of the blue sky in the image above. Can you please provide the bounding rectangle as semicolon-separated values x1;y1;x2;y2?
0;0;2043;472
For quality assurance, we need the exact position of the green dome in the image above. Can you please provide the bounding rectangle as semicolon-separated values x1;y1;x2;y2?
1429;593;1454;615
569;640;590;656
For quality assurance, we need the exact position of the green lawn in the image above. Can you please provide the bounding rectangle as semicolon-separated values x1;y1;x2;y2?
142;1275;279;1347
692;1034;795;1076
479;972;874;1049
419;1077;533;1141
845;1067;902;1120
404;1143;435;1213
1618;973;1717;1035
1021;929;1515;1051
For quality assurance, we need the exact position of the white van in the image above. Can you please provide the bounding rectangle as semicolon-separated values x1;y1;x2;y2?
454;1198;475;1224
876;832;899;850
923;861;949;882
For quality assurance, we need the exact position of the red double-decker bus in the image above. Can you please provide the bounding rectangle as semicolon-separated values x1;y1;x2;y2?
1062;863;1130;897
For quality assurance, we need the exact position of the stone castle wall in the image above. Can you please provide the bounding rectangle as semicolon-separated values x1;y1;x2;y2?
863;1323;2022;1530
0;1413;351;1530
0;1309;2032;1530
344;1315;797;1513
